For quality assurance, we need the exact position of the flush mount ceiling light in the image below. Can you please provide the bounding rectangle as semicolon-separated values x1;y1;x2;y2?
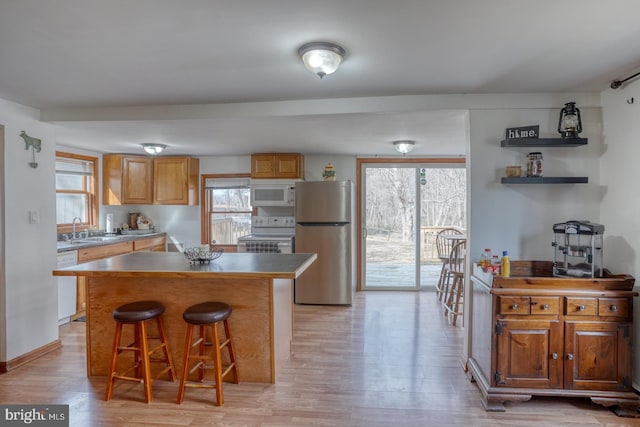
142;143;167;155
393;140;415;155
298;42;346;79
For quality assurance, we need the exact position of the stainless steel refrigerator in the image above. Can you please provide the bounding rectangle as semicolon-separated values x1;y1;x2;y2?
295;180;352;305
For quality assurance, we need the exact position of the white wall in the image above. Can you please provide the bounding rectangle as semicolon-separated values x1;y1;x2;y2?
601;80;640;387
0;98;58;361
468;107;603;264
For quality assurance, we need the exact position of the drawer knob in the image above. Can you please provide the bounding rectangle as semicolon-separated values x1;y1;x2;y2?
567;354;574;361
512;304;519;310
551;352;558;360
611;305;619;312
542;304;549;310
578;305;586;311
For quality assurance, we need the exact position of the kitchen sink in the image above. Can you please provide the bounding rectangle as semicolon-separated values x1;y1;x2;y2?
63;236;125;244
80;236;124;242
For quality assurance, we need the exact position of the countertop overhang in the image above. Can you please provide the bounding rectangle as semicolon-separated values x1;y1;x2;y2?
53;251;317;280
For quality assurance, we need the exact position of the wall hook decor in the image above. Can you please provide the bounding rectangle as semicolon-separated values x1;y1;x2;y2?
19;130;41;168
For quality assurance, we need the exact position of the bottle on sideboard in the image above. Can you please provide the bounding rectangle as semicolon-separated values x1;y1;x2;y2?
501;251;511;277
480;248;492;270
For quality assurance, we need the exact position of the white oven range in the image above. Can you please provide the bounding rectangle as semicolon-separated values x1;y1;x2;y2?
237;216;294;254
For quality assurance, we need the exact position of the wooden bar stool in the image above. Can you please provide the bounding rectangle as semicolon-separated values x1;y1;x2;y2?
177;301;239;406
105;300;176;403
443;240;466;326
434;228;463;302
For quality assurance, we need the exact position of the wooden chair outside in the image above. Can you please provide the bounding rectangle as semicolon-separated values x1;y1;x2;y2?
434;227;464;302
443;240;466;326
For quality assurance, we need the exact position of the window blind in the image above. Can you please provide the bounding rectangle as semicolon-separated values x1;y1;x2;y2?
204;177;251;189
56;157;93;176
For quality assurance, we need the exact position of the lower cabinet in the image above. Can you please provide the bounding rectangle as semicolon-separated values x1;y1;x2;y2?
494;306;631;392
133;236;167;252
564;321;632;391
495;317;562;389
467;261;639;417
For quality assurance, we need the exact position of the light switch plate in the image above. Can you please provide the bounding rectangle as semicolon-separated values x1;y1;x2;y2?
29;210;39;224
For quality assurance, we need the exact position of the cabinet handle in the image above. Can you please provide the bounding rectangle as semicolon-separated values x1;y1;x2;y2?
551;353;558;360
512;304;519;310
567;354;574;360
611;305;618;312
578;305;586;311
542;304;549;310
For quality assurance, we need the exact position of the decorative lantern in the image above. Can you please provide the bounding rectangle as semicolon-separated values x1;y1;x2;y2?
557;102;582;138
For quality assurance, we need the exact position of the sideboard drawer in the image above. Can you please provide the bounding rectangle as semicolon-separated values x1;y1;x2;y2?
598;298;630;318
499;296;530;315
530;296;560;315
565;297;597;316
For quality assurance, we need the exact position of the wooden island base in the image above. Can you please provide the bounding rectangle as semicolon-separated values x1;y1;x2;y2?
54;252;317;384
87;276;291;383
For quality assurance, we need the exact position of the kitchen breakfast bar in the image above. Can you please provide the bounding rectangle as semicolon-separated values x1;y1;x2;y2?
53;251;317;383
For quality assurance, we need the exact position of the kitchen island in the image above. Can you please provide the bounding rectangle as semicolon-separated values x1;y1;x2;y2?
53;251;317;383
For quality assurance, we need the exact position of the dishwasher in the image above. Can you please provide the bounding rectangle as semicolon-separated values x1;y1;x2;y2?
57;251;78;325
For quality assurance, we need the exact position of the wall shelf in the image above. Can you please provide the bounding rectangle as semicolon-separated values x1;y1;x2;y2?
501;137;588;147
501;177;588;184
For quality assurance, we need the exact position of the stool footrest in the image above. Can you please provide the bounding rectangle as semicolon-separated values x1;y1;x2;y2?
184;383;217;389
112;374;143;383
187;361;205;377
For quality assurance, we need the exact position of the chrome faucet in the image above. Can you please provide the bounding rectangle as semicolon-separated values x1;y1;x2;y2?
72;217;82;240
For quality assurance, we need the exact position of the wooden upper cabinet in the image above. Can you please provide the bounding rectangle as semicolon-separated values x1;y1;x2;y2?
251;153;304;179
153;157;199;205
103;155;153;205
103;154;199;205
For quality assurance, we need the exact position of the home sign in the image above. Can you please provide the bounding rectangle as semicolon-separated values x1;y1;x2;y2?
505;125;539;139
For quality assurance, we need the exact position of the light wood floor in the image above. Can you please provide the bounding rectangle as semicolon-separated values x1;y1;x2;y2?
1;291;638;426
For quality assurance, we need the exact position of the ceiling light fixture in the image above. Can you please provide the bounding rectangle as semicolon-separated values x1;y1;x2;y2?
298;42;346;79
142;143;167;155
393;140;415;155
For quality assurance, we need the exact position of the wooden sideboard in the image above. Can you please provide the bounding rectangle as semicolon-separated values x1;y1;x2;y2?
468;261;640;417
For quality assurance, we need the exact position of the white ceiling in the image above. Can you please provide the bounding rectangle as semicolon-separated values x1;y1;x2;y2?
1;0;639;156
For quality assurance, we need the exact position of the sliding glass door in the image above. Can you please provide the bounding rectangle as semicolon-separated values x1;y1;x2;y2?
361;162;466;291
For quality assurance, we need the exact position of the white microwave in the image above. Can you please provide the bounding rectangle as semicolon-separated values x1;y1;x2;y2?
250;183;295;206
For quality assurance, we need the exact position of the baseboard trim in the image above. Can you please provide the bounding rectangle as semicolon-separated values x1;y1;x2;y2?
0;339;63;373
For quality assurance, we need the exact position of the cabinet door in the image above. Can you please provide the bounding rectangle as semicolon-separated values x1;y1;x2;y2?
133;236;166;252
122;157;153;204
251;153;303;178
274;154;302;178
251;154;276;178
154;157;189;204
564;321;632;391
495;319;563;388
77;241;133;263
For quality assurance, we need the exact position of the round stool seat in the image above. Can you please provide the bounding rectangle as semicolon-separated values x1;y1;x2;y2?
183;302;232;325
112;301;165;322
